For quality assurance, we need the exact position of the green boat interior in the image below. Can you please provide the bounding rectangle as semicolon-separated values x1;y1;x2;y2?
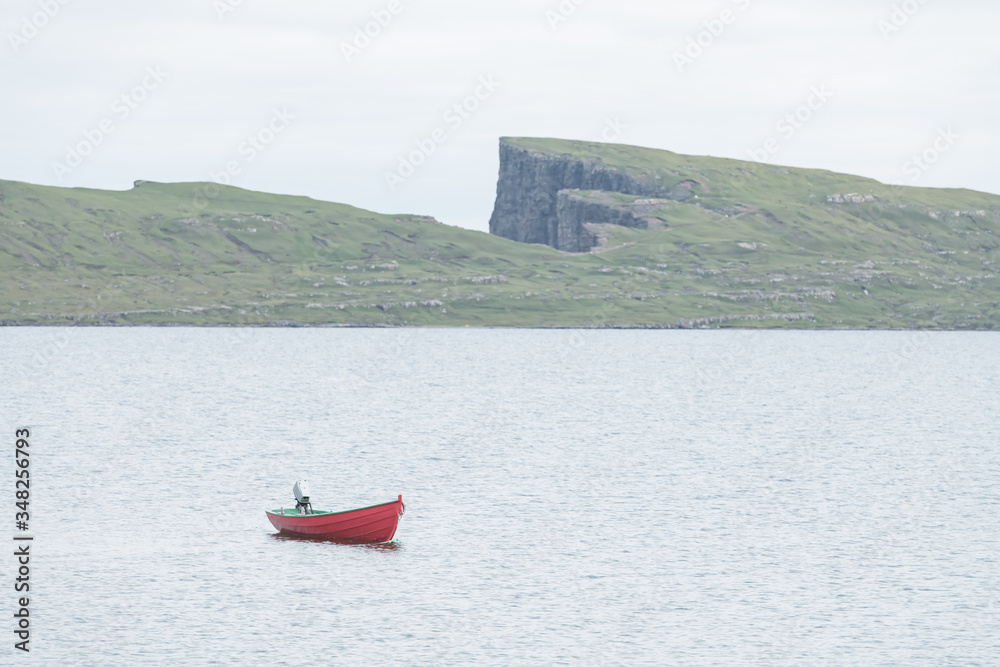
268;508;335;517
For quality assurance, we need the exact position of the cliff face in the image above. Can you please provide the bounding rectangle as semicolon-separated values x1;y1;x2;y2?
489;140;668;251
554;191;654;252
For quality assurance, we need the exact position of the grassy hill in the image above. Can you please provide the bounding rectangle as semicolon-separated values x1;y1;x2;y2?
1;138;999;328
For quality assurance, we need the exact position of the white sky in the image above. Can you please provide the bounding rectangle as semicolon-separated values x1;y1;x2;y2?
2;0;997;232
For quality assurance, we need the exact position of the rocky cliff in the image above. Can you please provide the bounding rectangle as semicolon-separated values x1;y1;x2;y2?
488;138;699;251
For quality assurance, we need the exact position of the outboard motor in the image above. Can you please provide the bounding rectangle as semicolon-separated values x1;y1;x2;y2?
293;480;313;514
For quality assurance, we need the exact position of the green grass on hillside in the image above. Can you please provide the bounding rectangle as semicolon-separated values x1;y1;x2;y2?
2;138;999;328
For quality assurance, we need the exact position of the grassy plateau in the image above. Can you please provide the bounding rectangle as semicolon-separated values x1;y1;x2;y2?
2;138;999;328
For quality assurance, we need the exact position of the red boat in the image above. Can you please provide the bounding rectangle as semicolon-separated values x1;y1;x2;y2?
266;494;405;543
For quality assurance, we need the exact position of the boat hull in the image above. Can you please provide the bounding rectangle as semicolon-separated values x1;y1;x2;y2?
266;495;404;543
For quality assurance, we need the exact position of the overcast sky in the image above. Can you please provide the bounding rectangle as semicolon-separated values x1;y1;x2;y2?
2;0;997;231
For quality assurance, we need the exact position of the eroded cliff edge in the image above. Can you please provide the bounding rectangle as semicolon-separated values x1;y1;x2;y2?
487;138;697;252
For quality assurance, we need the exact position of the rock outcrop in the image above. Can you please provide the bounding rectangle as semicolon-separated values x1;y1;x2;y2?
488;139;697;252
554;191;654;252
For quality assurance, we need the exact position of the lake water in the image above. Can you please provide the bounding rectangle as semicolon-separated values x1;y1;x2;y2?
2;328;999;665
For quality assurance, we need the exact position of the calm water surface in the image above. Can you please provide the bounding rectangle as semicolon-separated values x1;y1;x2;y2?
2;328;998;665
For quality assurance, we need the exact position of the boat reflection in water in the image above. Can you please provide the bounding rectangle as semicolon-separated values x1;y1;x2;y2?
270;533;403;551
